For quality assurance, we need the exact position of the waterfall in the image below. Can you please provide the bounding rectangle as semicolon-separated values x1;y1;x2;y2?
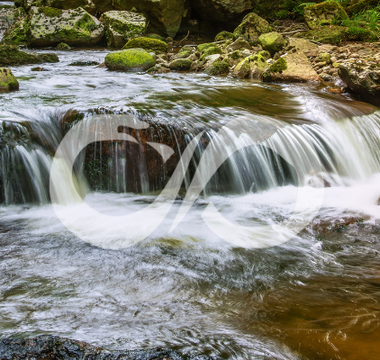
1;107;380;205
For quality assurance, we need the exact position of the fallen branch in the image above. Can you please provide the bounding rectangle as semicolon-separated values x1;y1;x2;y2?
179;31;190;45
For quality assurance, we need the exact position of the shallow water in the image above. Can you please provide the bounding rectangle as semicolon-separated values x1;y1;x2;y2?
1;50;380;359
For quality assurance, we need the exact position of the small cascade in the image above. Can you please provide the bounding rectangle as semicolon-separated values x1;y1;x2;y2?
1;105;380;205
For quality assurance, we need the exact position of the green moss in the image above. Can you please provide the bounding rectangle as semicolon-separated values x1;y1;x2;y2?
105;48;155;71
56;42;70;50
38;6;62;17
0;68;19;93
345;26;377;41
233;12;272;44
123;37;168;54
229;50;243;60
199;45;222;60
257;50;271;60
214;31;234;42
204;60;230;76
169;58;192;71
258;32;286;56
146;34;166;42
196;42;216;53
295;26;347;44
269;57;287;73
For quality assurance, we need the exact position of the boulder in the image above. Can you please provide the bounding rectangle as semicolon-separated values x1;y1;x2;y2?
226;50;245;66
19;0;97;14
287;37;318;53
0;45;59;66
304;1;348;30
190;0;257;24
204;60;230;76
0;68;19;93
233;53;268;79
226;37;251;52
233;12;272;44
105;48;155;71
197;43;223;59
338;65;380;107
169;58;192;71
123;37;167;54
171;45;194;60
258;32;286;56
262;51;321;83
101;10;146;48
1;8;29;45
29;6;104;47
113;0;185;38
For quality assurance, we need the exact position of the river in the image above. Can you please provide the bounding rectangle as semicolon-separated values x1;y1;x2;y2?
1;49;380;359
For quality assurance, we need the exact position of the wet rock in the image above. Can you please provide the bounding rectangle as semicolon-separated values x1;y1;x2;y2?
169;58;192;71
0;44;59;66
233;53;268;79
68;61;100;66
123;37;168;54
0;68;19;93
233;12;272;44
100;10;146;48
172;45;194;60
338;65;380;106
204;60;230;75
0;335;212;360
29;6;104;47
105;48;155;71
262;50;320;83
258;31;286;56
56;42;71;50
304;1;348;30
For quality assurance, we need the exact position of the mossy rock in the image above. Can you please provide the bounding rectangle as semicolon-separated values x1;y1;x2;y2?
345;26;377;41
56;42;71;50
101;10;146;48
214;31;234;42
105;48;155;71
0;45;59;65
226;37;251;51
204;60;230;76
169;58;192;71
228;50;244;60
146;33;166;42
0;68;19;93
304;1;348;30
233;53;268;79
258;32;286;56
29;6;104;47
257;50;271;60
123;37;168;54
1;11;30;45
295;26;347;44
197;43;222;60
233;12;272;44
196;42;217;53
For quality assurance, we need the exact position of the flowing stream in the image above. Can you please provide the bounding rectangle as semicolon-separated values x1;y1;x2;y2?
1;50;380;359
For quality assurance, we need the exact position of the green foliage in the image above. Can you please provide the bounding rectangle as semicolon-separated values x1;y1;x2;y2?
341;3;380;40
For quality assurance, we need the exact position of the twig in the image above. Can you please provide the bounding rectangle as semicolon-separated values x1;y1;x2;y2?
280;29;308;35
179;31;190;45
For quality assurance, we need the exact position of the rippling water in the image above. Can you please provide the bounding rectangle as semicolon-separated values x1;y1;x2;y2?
1;50;380;359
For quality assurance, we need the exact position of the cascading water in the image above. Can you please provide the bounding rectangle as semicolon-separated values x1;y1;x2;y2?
1;50;380;360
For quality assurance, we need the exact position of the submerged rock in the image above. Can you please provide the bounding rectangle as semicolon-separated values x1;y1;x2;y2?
105;48;155;71
233;12;272;44
123;37;168;54
0;45;59;65
0;335;212;360
0;68;19;93
262;51;321;82
339;65;380;107
304;1;348;30
29;6;104;47
101;10;146;48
